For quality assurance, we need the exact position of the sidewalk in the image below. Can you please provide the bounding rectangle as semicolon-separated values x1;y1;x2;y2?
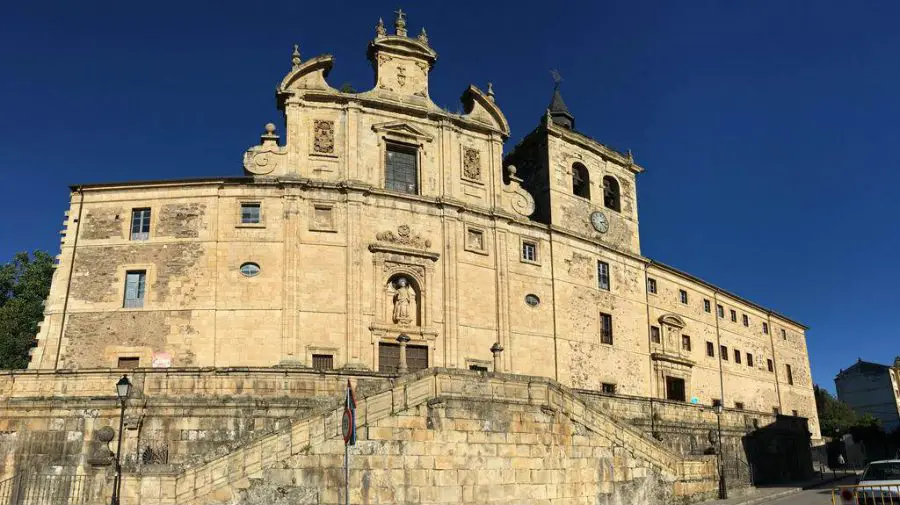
700;472;859;505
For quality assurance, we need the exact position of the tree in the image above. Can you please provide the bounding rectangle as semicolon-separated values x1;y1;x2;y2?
0;251;54;369
814;384;858;437
339;82;357;93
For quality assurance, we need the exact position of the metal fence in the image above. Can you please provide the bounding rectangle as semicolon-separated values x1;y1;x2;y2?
0;474;95;505
833;484;900;504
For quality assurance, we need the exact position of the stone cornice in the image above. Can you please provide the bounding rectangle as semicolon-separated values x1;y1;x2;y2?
651;352;695;368
545;122;644;174
367;243;439;262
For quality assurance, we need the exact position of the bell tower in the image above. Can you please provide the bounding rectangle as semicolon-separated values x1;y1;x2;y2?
367;10;437;104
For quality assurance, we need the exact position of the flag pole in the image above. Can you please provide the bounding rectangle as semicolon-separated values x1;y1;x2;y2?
345;384;350;505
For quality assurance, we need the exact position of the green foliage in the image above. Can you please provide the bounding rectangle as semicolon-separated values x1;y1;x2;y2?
0;251;54;369
814;384;858;437
339;82;357;93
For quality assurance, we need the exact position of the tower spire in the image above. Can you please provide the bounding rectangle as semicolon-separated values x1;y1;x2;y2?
547;69;574;129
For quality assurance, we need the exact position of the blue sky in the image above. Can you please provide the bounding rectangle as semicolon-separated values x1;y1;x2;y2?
2;2;897;390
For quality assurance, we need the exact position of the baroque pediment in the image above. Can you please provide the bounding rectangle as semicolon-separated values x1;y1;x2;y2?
658;314;686;329
372;121;434;142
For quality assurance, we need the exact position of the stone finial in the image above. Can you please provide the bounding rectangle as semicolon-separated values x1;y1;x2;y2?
261;123;279;146
506;164;517;177
626;149;634;164
397;333;411;343
291;44;301;69
417;27;428;45
394;8;407;37
491;342;504;373
376;17;386;37
487;82;495;101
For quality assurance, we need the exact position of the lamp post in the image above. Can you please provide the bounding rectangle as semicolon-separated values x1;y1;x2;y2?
715;404;727;499
111;375;132;505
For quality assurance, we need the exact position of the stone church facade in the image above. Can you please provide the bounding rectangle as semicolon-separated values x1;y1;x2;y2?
29;12;818;440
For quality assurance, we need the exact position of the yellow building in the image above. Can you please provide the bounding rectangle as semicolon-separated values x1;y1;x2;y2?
29;11;819;440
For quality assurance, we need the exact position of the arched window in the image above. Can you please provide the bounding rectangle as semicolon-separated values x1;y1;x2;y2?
572;163;590;199
602;176;620;212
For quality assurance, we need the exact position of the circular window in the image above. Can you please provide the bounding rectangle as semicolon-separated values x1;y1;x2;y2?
240;262;260;277
525;294;540;307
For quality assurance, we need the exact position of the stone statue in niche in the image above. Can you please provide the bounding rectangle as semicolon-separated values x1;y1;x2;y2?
393;277;413;325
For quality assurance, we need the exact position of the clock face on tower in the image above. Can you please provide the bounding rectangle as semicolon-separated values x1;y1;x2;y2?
590;211;609;234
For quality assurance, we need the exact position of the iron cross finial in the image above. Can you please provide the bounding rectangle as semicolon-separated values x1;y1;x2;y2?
550;69;563;85
395;8;405;21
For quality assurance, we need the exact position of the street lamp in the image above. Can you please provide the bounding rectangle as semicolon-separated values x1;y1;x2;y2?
111;375;132;505
715;404;727;499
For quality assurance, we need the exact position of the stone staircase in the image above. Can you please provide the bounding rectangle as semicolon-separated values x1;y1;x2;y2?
132;368;715;504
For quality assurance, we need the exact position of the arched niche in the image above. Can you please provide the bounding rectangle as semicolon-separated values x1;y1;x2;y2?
385;272;422;327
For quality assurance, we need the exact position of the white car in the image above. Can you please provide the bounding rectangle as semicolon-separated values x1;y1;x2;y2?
854;460;900;504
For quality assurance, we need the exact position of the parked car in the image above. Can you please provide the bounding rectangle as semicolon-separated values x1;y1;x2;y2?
855;460;900;504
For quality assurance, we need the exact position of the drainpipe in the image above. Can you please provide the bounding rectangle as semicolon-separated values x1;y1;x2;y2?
767;312;784;414
53;187;84;370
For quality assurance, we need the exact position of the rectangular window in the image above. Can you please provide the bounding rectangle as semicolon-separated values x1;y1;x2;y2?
786;364;794;385
385;143;418;194
679;289;688;304
767;358;774;372
647;278;657;294
747;353;754;367
650;326;661;344
742;314;749;327
469;364;488;372
781;328;787;340
712;399;722;408
240;202;261;224
763;322;769;334
706;341;715;357
378;343;428;373
703;299;711;313
721;345;728;361
118;357;139;369
665;376;686;402
123;270;146;308
717;304;724;318
601;383;617;394
130;208;151;240
597;261;610;291
730;309;737;322
734;349;742;364
681;335;691;352
521;241;538;263
312;354;334;371
600;313;613;345
735;402;745;410
792;410;799;417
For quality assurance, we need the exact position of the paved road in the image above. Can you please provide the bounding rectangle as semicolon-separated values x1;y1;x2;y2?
760;477;857;505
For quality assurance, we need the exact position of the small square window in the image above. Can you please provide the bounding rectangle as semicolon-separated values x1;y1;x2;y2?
747;353;754;367
597;261;610;291
469;364;489;372
734;349;742;364
703;299;711;313
735;402;745;410
712;399;722;408
792;410;799;417
312;354;334;371
773;407;780;415
647;278;657;294
681;335;691;351
730;309;737;322
466;228;486;252
706;341;715;357
600;313;613;345
781;328;787;340
767;359;774;372
721;345;728;361
742;314;749;327
131;208;151;241
763;322;769;334
650;326;661;344
521;240;538;263
717;305;724;318
118;357;140;369
679;289;688;304
240;202;261;225
601;383;616;394
124;270;146;308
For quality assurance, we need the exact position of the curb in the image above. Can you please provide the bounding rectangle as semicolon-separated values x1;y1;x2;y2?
732;487;802;505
